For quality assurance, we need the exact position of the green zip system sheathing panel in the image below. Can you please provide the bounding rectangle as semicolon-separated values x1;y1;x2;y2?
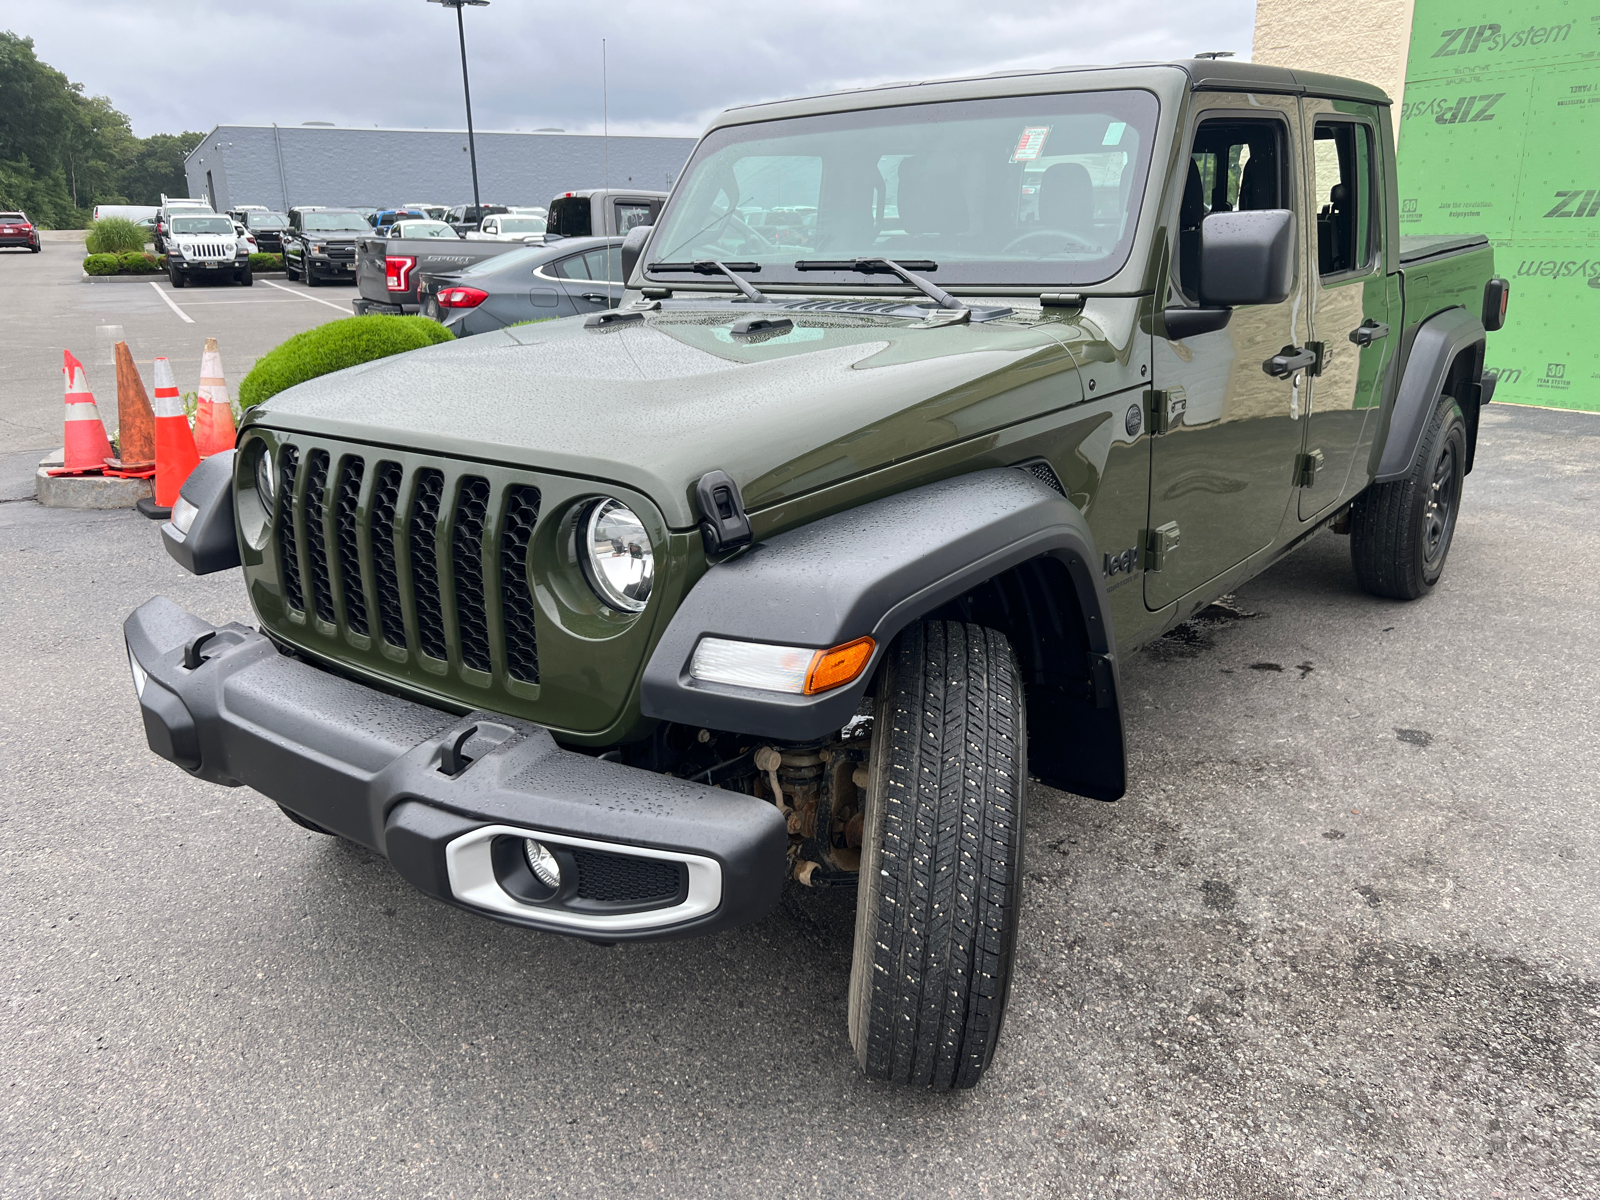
1398;0;1600;410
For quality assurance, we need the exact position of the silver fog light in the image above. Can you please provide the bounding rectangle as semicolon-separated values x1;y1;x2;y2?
582;498;654;613
523;839;562;889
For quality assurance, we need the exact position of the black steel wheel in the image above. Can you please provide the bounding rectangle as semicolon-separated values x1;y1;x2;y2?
277;803;335;835
848;620;1026;1090
1350;390;1468;600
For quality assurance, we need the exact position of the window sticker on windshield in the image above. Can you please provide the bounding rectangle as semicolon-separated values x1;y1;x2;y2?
1103;121;1128;147
1010;126;1052;163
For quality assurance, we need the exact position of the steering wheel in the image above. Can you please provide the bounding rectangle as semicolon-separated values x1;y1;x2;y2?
1002;230;1099;256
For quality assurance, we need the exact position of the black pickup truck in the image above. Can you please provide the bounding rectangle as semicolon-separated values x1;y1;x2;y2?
132;59;1505;1093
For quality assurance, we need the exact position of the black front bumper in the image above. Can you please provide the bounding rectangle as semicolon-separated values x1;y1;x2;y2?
123;597;788;941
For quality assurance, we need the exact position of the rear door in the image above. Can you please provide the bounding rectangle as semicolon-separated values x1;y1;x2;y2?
550;245;624;311
1296;101;1396;521
1146;98;1312;611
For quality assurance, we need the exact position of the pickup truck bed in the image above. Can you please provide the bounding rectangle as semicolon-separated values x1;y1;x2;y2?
351;236;522;315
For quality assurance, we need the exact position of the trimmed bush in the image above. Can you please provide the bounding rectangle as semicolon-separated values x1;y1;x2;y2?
239;315;454;409
118;251;161;274
85;216;148;255
83;253;120;275
248;252;283;271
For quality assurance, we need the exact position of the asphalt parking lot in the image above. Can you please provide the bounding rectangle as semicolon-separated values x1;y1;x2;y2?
0;232;351;457
1;239;1597;1196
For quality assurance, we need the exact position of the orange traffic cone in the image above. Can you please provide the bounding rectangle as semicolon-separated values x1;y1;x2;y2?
103;341;156;477
142;356;200;518
193;337;236;458
45;350;114;476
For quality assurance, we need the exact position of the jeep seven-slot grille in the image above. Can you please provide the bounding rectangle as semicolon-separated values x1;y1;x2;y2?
334;458;367;635
277;446;303;612
273;445;541;684
369;462;405;646
302;450;335;623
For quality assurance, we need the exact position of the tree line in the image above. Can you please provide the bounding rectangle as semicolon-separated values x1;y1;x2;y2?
0;31;203;227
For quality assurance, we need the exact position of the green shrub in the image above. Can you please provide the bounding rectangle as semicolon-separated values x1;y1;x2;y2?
118;251;161;274
248;252;283;271
239;316;454;409
83;253;120;275
85;216;148;255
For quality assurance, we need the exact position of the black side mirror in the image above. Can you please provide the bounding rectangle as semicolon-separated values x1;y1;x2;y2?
620;223;653;285
1198;209;1297;308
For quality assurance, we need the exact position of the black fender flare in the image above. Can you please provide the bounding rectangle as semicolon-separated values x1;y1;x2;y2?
640;468;1126;800
1375;306;1485;483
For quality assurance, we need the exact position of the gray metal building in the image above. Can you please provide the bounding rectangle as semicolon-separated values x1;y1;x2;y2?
183;124;698;213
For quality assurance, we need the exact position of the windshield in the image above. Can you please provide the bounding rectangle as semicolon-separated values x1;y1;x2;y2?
394;221;457;239
497;217;546;233
303;212;370;232
648;88;1158;288
249;212;288;228
172;216;236;235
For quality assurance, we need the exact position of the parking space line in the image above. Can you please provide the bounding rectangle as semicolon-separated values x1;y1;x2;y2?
263;280;353;314
149;281;195;324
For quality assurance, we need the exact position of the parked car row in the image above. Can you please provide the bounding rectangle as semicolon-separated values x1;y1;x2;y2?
349;188;664;330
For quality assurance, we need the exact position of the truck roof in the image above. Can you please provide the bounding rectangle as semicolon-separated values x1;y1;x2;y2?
715;59;1389;130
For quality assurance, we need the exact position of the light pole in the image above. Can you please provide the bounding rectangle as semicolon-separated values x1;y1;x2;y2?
429;0;489;216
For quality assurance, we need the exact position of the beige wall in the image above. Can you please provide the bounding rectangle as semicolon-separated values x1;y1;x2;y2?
1251;0;1416;111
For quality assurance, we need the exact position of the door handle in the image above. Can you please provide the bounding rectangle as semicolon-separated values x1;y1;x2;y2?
1262;345;1318;379
1349;320;1390;347
579;292;608;304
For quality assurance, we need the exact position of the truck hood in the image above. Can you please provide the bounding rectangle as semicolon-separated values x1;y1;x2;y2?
253;306;1091;528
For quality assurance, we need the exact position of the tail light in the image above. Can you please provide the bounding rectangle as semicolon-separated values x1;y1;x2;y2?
18;223;32;232
437;286;488;309
385;255;416;292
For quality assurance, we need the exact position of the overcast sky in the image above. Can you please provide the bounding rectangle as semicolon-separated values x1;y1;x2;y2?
3;0;1258;139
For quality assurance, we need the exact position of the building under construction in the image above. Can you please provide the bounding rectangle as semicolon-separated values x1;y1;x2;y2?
182;124;698;213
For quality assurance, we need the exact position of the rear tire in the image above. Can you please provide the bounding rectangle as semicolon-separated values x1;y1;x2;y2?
277;803;334;835
848;620;1026;1090
1350;391;1467;600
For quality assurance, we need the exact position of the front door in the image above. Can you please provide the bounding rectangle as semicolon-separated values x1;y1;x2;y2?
1146;100;1311;611
552;244;625;311
1298;103;1395;521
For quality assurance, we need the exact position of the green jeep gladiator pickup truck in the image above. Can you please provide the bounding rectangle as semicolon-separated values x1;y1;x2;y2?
130;59;1506;1091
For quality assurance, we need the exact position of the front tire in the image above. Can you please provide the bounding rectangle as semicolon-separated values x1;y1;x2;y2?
304;260;320;287
1350;391;1467;600
238;267;253;286
168;265;186;288
285;253;300;282
848;620;1026;1090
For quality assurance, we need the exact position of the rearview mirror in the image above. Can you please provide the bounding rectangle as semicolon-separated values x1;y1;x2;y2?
620;224;653;285
1199;209;1296;308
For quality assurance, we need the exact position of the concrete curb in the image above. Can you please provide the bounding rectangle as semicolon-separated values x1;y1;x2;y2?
34;453;152;509
79;271;287;282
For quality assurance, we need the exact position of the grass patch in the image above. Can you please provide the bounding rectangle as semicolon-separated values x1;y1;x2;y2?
85;216;148;255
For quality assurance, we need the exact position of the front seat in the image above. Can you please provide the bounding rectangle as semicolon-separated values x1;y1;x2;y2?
896;156;967;239
1038;162;1094;235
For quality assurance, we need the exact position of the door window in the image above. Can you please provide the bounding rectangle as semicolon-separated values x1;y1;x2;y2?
551;247;624;282
1312;121;1376;277
614;201;654;233
1177;118;1289;298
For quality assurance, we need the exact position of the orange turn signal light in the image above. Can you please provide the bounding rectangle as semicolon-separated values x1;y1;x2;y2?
804;636;875;695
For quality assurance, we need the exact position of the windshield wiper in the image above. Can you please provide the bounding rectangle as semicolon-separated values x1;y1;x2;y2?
646;260;767;303
793;258;965;311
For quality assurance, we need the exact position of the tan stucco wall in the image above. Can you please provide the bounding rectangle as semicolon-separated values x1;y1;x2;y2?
1251;0;1416;111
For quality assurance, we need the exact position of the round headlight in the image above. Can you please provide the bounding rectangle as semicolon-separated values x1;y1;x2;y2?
254;446;277;511
582;498;653;612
